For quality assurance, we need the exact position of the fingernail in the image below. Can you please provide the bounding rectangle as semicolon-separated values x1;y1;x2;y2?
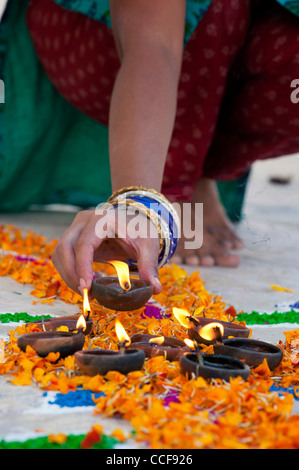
78;278;87;293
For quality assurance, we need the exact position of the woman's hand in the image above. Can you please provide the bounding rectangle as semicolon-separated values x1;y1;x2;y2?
51;208;162;295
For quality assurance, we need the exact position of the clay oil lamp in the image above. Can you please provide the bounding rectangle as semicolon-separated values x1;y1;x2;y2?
25;289;93;336
213;338;283;369
129;333;188;361
172;307;250;344
173;307;282;370
17;314;86;358
75;319;145;376
180;339;250;381
91;260;153;311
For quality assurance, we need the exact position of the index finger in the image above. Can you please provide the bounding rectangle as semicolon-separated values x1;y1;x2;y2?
74;211;115;290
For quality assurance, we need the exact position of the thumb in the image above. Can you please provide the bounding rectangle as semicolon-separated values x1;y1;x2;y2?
136;237;162;294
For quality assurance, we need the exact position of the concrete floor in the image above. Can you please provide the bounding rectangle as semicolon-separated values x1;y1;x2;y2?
0;154;298;442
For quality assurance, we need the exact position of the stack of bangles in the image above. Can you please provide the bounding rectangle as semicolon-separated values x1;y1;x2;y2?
98;186;180;268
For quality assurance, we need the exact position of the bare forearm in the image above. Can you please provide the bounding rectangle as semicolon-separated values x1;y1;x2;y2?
109;45;181;192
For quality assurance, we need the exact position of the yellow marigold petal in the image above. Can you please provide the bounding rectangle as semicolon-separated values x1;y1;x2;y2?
19;357;35;372
56;325;69;332
168;294;188;301
25;345;38;356
220;410;243;426
270;284;295;293
171;264;187;281
33;367;45;382
193;306;205;316
64;355;75;370
111;428;126;442
30;290;46;298
92;424;103;435
11;373;32;386
105;370;126;383
84;374;105;392
284;329;299;345
45;352;60;362
48;434;67;444
253;358;271;376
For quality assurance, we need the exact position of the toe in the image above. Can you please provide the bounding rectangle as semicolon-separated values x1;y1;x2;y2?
232;237;244;250
185;253;201;266
196;232;241;268
199;255;215;266
171;254;183;264
213;252;241;267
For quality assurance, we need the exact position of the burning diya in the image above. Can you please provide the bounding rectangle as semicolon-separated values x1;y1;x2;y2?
213;338;283;369
129;333;188;361
25;289;93;336
75;319;145;376
17;314;86;358
26;314;93;335
173;308;282;371
91;261;153;311
172;307;250;345
180;339;250;381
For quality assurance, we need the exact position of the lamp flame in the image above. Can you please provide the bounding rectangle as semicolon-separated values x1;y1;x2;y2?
115;319;131;347
184;338;196;350
149;336;165;345
109;260;131;291
172;307;191;328
184;338;204;365
76;314;86;332
83;288;91;316
199;322;224;341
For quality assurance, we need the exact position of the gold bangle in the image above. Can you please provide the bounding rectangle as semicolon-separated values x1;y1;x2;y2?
106;186;179;267
108;186;172;206
109;198;165;254
108;186;180;235
108;186;159;202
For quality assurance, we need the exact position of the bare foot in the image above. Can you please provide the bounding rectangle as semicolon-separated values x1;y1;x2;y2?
171;178;243;267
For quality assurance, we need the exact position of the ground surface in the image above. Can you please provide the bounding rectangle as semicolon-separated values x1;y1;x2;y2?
0;154;298;445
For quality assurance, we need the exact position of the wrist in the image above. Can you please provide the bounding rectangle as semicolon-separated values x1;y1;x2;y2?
100;186;180;268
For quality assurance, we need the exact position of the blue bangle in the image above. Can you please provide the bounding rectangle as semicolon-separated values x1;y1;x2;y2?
107;187;180;267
